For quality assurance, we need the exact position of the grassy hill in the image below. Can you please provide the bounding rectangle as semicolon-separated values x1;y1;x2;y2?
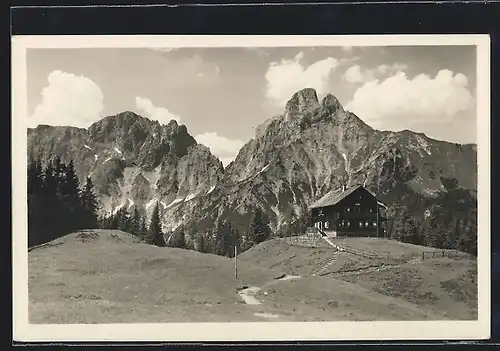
238;235;478;320
29;230;451;323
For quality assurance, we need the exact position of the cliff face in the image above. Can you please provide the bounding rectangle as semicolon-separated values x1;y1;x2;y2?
27;111;224;224
165;88;477;238
28;88;477;242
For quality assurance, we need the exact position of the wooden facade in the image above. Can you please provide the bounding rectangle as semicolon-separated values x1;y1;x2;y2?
309;185;387;238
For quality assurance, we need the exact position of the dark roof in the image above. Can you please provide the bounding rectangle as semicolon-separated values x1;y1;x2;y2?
308;184;387;209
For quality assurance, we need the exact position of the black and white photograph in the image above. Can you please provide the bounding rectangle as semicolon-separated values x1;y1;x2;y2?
12;35;490;342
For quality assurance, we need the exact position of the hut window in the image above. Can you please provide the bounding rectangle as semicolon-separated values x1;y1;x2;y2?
373;221;377;227
369;208;373;213
346;207;351;212
365;221;369;227
347;221;351;227
359;221;363;227
324;222;329;229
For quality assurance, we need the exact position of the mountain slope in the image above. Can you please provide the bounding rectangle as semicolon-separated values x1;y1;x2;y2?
29;229;447;323
27;88;477;248
27;111;224;221
173;88;476;239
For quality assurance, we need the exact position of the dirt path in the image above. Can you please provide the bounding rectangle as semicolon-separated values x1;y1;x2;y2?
237;286;262;305
236;274;303;320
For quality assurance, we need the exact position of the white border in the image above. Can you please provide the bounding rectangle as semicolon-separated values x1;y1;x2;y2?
12;34;491;342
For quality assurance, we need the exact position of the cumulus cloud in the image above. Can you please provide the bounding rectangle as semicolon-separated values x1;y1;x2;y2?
265;52;339;107
343;63;408;84
345;69;474;131
342;46;353;53
29;70;104;128
343;65;375;83
135;96;181;124
195;132;245;167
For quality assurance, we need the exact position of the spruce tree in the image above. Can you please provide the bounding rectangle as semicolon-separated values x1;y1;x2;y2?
27;160;45;246
140;216;148;240
41;160;62;239
147;202;165;246
196;234;206;253
80;176;99;229
213;221;225;256
171;227;186;248
130;208;143;236
213;218;240;256
59;160;82;232
249;208;271;244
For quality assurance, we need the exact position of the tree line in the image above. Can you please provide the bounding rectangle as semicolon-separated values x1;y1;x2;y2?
100;202;166;247
28;155;274;256
28;157;477;259
28;158;100;247
384;188;477;256
28;158;173;249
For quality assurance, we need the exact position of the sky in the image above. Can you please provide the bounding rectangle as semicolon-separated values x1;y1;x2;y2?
27;45;477;166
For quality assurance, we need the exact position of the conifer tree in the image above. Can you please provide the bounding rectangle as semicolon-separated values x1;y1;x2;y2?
195;234;206;253
42;160;62;237
171;227;186;248
59;160;82;231
147;202;165;246
213;219;239;256
249;208;271;244
80;176;99;229
130;207;143;236
27;160;45;246
140;216;148;240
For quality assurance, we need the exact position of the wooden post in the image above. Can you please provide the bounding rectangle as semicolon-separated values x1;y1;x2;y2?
376;179;379;239
442;251;445;258
234;246;238;279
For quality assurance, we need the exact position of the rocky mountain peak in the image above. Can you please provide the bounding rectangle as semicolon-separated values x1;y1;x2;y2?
321;93;344;114
284;88;321;121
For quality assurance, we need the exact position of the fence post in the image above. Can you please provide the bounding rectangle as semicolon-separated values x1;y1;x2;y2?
442;251;445;258
432;251;435;258
422;251;425;260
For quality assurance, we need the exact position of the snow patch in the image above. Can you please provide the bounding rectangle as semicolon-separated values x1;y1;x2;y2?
185;193;197;202
145;198;157;209
160;201;167;209
127;198;134;209
94;154;99;161
114;147;122;154
416;135;432;155
165;197;184;209
342;153;347;162
112;203;125;215
84;144;92;150
260;164;270;173
206;185;215;194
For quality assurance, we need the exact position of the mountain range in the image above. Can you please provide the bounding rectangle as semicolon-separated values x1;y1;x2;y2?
27;88;477;244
